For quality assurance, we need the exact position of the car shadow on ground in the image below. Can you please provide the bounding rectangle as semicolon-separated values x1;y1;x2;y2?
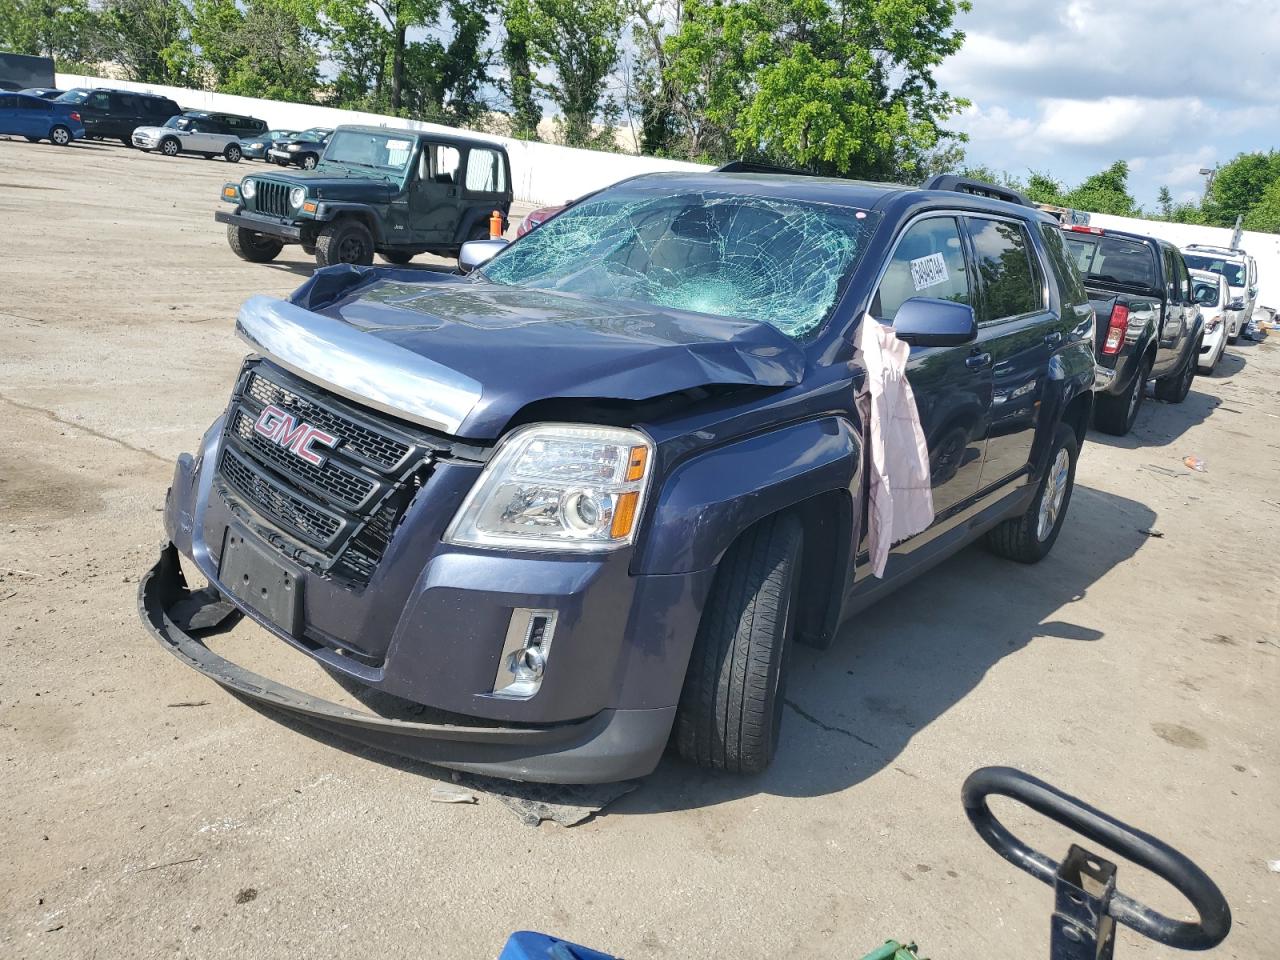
621;484;1156;813
1088;383;1222;451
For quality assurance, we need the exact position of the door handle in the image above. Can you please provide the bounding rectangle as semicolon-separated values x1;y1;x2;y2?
965;352;993;370
1044;331;1062;348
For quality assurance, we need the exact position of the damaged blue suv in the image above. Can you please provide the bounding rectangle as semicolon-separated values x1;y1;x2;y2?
140;173;1096;783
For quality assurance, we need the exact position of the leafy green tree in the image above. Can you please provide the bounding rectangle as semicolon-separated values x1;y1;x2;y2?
1204;151;1280;227
98;0;195;85
500;0;542;138
663;0;970;178
1157;185;1173;219
527;0;625;148
189;0;320;101
1061;161;1139;217
1022;171;1065;206
957;164;1024;190
0;0;98;63
1242;177;1280;233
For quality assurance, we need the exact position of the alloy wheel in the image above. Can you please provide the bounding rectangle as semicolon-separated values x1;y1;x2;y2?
1037;448;1071;542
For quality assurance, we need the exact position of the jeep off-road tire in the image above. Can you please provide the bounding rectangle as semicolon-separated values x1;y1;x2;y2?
223;143;242;163
300;153;318;170
49;125;72;146
986;422;1079;564
379;251;414;265
675;513;803;774
226;225;283;263
159;137;180;157
315;219;374;267
1093;357;1149;436
1154;340;1199;403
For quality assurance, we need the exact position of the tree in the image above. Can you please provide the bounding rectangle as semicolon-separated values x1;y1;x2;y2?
625;0;682;155
1023;172;1065;206
320;0;437;113
1061;161;1139;217
527;0;625;148
0;0;99;63
1204;151;1280;227
1157;186;1173;219
663;0;970;178
957;164;1024;190
500;0;542;138
1242;177;1280;233
189;0;320;101
98;0;195;85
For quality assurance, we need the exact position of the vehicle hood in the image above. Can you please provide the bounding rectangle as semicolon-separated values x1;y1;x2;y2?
245;172;397;202
235;265;806;439
133;126;166;137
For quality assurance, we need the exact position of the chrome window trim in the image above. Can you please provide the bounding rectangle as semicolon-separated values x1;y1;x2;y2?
235;295;483;436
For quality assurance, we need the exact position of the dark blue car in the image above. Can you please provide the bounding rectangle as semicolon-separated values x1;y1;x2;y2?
0;91;84;145
140;172;1097;783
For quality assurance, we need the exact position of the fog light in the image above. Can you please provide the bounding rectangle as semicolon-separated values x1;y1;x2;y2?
492;608;557;699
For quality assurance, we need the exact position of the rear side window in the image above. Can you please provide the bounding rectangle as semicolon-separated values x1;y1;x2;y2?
967;218;1043;323
18;96;44;111
1038;224;1088;306
0;94;16;109
465;148;507;193
872;216;971;322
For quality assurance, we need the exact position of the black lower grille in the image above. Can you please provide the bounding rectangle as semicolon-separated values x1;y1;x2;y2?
254;179;290;217
215;362;437;587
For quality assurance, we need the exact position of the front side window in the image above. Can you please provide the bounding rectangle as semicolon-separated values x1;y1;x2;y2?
872;216;971;323
967;218;1042;322
481;182;879;338
465;148;506;193
89;92;111;110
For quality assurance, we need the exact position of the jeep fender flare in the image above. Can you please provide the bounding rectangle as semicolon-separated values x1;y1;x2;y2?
316;203;384;243
636;415;861;579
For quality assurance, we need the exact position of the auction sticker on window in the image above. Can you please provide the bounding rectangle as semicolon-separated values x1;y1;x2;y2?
910;253;949;291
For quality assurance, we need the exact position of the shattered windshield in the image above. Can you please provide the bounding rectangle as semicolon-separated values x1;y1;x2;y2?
479;183;879;337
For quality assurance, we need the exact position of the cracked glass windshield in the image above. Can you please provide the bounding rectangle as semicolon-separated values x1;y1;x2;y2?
320;130;414;176
480;181;879;337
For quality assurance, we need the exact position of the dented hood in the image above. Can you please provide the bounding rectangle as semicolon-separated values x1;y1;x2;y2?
235;266;804;440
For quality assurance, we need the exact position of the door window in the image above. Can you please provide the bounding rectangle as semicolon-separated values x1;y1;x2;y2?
967;218;1042;323
423;144;461;184
88;92;111;110
465;148;506;193
872;216;971;323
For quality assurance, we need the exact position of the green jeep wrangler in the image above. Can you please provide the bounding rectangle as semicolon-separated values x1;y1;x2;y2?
215;125;512;267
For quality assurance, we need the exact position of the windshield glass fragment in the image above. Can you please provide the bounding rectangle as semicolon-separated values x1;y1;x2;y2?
479;184;879;337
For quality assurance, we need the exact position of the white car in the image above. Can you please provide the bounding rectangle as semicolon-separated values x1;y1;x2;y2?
1190;269;1229;373
1181;244;1257;343
132;113;244;162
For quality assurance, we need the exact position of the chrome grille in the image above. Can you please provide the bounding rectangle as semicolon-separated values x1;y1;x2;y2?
254;179;290;217
215;362;436;586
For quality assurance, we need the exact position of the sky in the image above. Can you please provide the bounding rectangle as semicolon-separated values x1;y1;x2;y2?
936;0;1280;210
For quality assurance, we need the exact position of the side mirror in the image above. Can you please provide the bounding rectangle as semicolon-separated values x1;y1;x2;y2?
1228;296;1245;310
458;238;508;274
892;297;978;347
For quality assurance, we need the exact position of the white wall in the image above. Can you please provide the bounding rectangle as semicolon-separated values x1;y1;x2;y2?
1084;211;1280;310
56;73;712;207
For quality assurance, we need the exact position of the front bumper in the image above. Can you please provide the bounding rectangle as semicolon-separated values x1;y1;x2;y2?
132;134;158;149
215;208;303;240
140;542;675;782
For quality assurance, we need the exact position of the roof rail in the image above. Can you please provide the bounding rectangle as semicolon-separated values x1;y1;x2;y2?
922;174;1032;208
714;160;814;177
1185;243;1244;255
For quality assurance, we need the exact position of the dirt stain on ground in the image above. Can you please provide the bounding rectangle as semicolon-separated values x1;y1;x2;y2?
1152;722;1208;750
0;452;103;521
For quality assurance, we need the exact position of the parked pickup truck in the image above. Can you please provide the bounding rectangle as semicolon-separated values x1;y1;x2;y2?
216;125;511;268
141;173;1096;783
1061;226;1204;436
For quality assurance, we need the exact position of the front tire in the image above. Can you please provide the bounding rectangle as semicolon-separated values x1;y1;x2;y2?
1154;341;1198;403
1093;357;1149;436
223;143;242;163
226;225;283;263
986;422;1079;564
675;513;803;774
159;137;180;157
49;125;72;146
379;251;414;265
315;219;374;267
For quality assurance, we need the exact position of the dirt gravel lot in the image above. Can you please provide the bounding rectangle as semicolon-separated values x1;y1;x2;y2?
2;137;1278;960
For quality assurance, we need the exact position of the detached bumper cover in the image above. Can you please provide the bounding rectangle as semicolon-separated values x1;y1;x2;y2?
139;542;673;783
215;209;304;240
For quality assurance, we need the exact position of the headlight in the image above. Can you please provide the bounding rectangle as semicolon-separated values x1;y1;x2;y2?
249;141;262;149
289;187;306;208
287;143;301;151
445;424;653;552
241;178;256;199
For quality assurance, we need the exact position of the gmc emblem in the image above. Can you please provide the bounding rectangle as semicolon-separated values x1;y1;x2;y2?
253;404;338;466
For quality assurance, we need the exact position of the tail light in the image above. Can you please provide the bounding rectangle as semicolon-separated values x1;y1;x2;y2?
1065;225;1104;235
1103;304;1129;355
69;111;81;121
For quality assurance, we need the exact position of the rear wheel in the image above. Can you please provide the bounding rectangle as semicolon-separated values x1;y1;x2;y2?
379;251;414;265
49;125;72;146
675;513;803;774
223;143;242;163
159;137;180;157
119;137;131;147
1154;341;1198;403
226;225;283;263
986;422;1079;564
315;219;374;267
1093;357;1149;436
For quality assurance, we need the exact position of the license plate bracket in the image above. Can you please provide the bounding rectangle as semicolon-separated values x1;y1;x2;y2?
219;531;302;636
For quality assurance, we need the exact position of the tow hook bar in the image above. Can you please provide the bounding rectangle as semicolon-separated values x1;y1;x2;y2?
962;767;1231;958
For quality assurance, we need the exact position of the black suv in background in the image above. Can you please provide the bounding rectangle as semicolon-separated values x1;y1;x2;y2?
55;87;181;145
1061;225;1204;436
199;111;267;139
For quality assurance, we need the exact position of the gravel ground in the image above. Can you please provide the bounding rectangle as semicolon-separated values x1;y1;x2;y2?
1;136;1277;960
